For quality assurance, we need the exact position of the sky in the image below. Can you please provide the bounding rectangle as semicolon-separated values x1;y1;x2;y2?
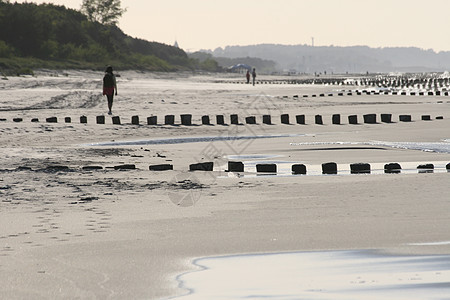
13;0;450;53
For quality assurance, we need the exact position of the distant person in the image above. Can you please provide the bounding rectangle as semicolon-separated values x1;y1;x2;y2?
252;68;256;86
246;70;250;84
103;66;117;115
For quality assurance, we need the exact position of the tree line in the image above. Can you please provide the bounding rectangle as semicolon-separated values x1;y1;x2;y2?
0;1;219;74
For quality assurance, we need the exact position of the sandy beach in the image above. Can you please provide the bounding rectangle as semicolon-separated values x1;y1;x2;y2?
1;70;450;299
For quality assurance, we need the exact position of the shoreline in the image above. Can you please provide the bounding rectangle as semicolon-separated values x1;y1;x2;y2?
0;71;449;299
173;249;450;299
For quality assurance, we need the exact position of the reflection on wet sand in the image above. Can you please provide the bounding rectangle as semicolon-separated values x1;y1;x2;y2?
176;250;450;300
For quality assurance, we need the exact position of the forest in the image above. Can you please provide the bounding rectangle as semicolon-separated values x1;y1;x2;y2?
0;1;215;75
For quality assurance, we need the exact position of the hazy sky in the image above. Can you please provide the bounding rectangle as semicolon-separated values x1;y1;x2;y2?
14;0;450;52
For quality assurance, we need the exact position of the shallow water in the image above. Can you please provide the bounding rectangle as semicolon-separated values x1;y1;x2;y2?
174;250;450;300
226;154;282;160
87;134;302;146
290;140;450;154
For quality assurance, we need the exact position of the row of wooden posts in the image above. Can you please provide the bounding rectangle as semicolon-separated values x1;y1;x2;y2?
198;161;448;174
230;77;450;88
253;162;449;175
3;113;444;125
293;90;450;96
16;161;450;174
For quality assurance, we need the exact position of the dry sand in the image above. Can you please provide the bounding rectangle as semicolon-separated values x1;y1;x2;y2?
0;70;449;299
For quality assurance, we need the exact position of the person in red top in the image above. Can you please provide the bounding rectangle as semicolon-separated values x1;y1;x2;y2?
103;66;117;115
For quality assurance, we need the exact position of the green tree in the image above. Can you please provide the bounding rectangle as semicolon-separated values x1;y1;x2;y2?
80;0;126;26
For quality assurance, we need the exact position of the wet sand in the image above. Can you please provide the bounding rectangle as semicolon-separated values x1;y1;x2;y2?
0;71;449;299
176;250;450;299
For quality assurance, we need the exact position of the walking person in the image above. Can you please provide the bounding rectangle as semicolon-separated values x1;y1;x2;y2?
252;68;256;86
103;66;117;115
246;70;250;84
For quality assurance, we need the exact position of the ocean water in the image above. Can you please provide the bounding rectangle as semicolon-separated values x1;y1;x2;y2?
174;250;450;300
90;135;450;155
290;140;450;154
87;133;302;146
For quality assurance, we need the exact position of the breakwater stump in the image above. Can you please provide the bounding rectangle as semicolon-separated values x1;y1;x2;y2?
381;114;392;123
165;115;175;125
216;115;225;125
97;115;105;124
292;164;307;175
263;115;272;125
348;115;358;124
228;161;244;172
132;115;140;125
322;162;337;174
149;164;173;171
181;114;192;126
190;162;214;171
296;115;305;124
112;116;121;125
202;115;210;125
384;163;402;174
256;164;277;173
147;116;157;125
350;163;371;174
332;114;340;125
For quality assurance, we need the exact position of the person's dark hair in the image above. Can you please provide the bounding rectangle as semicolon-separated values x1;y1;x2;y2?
105;66;113;73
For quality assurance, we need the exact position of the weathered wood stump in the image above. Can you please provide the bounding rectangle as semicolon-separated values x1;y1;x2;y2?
46;117;57;123
216;115;225;125
82;166;103;170
292;164;307;175
228;161;244;172
165;115;175;125
381;114;392;123
147;116;157;125
131;115;139;125
348;115;358;124
315;115;323;125
399;115;412;122
281;114;290;124
114;164;135;170
230;114;239;125
149;164;173;171
246;116;256;124
332;114;340;125
384;163;401;174
350;163;371;174
112;116;121;125
256;164;277;173
180;114;192;125
202;115;210;125
97;115;105;124
263;115;272;124
190;162;214;171
322;162;337;174
363;114;376;124
296;115;305;124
